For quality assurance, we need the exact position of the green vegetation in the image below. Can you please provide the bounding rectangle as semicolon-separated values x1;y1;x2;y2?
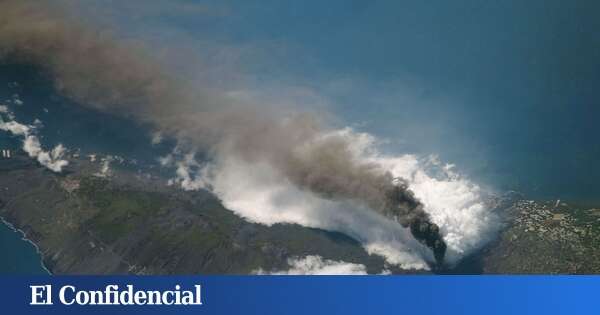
80;178;168;244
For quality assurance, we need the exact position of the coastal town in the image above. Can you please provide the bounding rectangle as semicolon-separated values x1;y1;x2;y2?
483;199;600;273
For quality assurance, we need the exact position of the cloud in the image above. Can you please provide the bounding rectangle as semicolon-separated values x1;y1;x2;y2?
94;156;113;177
0;107;69;172
0;119;31;136
163;151;212;191
170;128;498;268
151;131;163;145
372;153;500;263
32;140;69;173
0;105;14;119
254;255;368;275
0;0;500;267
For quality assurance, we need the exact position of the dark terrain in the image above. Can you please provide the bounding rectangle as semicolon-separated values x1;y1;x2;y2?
0;152;401;274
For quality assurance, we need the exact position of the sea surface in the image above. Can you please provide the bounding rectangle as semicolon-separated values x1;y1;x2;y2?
0;220;48;275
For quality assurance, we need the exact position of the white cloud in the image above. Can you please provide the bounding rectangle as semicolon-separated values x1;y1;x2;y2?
254;255;368;275
164;152;213;191
373;152;499;264
0;119;31;136
12;94;23;106
22;134;42;156
35;142;69;172
163;127;499;269
0;108;69;172
158;153;173;166
94;156;112;177
151;131;163;145
210;154;431;269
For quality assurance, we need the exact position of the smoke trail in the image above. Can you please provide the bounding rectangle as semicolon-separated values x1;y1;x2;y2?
0;0;449;264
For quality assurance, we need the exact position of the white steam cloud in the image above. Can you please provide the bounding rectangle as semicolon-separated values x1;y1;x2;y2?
166;129;499;269
254;255;368;275
166;152;211;191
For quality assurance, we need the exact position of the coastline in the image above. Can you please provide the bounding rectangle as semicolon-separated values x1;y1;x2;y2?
0;216;52;275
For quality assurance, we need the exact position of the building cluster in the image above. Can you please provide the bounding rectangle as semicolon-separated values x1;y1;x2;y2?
512;200;588;245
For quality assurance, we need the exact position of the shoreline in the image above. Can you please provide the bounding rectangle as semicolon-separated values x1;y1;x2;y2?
0;216;52;275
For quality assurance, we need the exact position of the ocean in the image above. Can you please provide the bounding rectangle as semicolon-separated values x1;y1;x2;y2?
0;220;48;275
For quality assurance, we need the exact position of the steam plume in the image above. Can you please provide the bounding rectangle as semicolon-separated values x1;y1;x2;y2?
254;255;369;275
0;0;447;264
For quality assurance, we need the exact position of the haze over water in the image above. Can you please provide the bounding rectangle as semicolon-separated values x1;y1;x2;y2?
190;1;600;203
6;1;599;203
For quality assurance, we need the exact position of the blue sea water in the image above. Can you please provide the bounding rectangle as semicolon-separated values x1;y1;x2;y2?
0;221;48;275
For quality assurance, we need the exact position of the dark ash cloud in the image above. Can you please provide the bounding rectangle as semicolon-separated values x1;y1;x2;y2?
0;0;446;265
